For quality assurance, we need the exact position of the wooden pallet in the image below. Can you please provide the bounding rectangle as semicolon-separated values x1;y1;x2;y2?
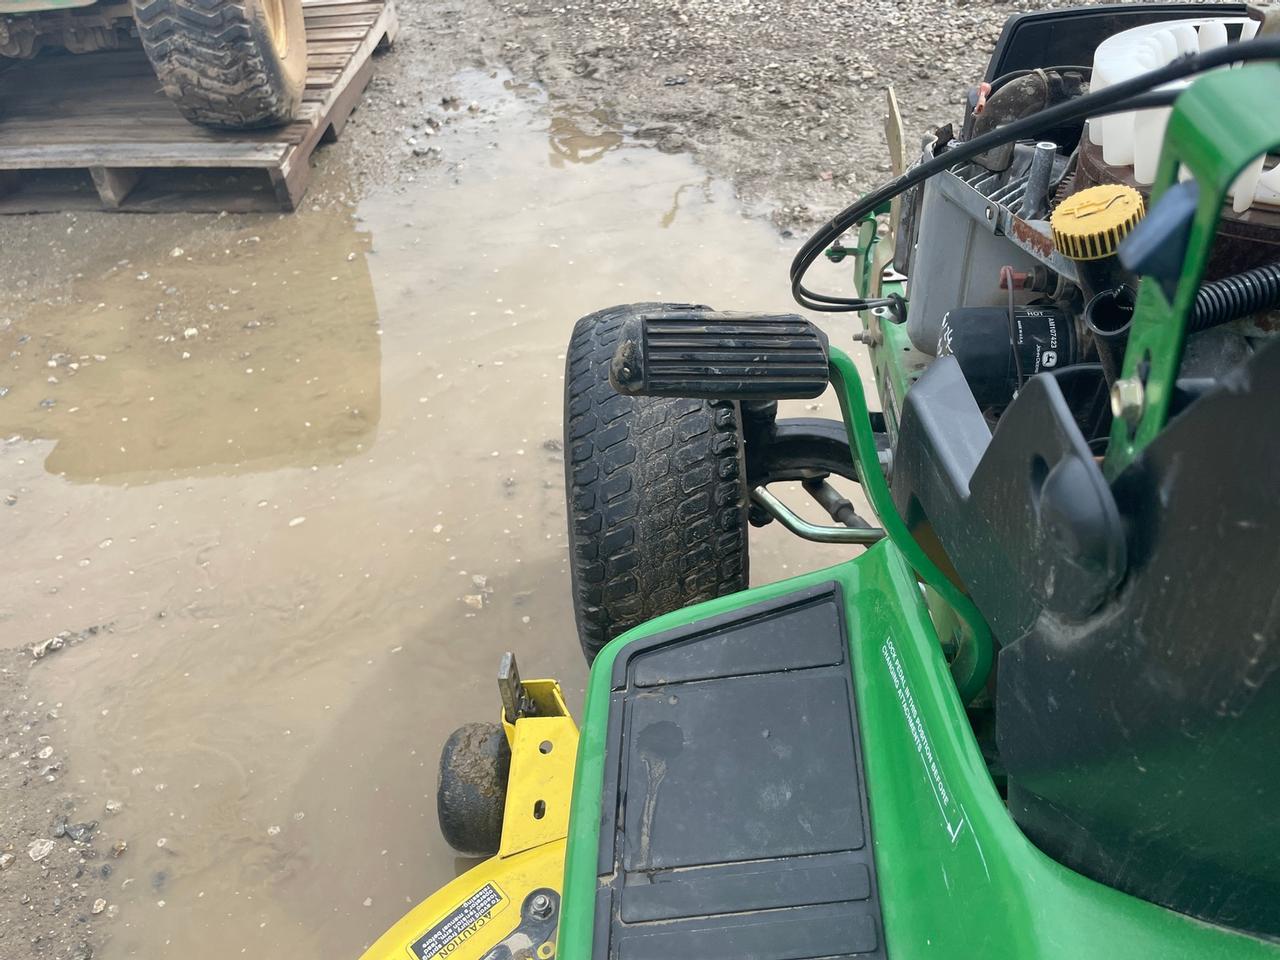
0;0;397;213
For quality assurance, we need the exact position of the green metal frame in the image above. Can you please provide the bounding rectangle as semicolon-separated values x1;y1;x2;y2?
833;211;992;704
845;205;932;445
829;350;992;703
558;348;1280;959
1106;62;1280;478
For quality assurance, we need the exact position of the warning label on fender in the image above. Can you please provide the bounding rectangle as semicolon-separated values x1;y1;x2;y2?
409;882;509;960
881;637;968;846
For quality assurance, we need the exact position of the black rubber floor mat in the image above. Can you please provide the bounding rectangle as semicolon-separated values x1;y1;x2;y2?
594;582;887;960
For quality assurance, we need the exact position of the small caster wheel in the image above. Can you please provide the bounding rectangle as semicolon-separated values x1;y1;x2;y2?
437;722;511;858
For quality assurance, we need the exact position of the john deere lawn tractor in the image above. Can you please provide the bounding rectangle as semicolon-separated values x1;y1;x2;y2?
363;5;1280;959
0;0;306;128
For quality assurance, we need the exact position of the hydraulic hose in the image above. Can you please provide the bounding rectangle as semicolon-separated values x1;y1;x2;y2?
1191;261;1280;332
791;37;1280;313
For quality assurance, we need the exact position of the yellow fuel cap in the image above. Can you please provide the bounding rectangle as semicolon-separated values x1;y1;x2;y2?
1051;184;1146;261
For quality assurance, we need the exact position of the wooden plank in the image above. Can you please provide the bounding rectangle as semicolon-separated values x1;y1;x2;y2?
275;121;314;144
376;2;398;48
303;26;370;41
0;170;285;214
303;6;376;20
309;0;390;113
0;48;154;85
306;52;351;69
0;116;284;146
278;4;385;176
89;166;141;206
268;165;305;211
304;14;378;29
304;2;383;17
306;40;360;53
0;141;289;170
305;71;342;88
320;53;373;142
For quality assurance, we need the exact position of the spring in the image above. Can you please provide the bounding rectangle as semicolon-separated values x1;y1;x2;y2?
1191;262;1280;333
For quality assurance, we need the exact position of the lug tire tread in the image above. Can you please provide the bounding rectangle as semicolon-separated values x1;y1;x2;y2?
131;0;305;129
563;303;749;663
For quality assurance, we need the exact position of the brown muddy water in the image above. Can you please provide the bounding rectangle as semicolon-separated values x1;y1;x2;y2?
0;70;871;959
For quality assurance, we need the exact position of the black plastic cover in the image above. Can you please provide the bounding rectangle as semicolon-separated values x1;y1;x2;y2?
609;309;830;401
595;584;887;960
891;357;1126;645
985;4;1249;79
1119;179;1200;302
998;338;1280;939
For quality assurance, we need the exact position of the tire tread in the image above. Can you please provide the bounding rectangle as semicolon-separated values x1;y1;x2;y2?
564;303;749;662
131;0;302;129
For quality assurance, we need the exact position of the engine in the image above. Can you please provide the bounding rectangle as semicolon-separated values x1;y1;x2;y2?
894;12;1280;448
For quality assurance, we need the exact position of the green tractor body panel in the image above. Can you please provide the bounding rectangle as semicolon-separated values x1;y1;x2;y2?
560;541;1278;959
0;0;96;13
556;348;1280;959
559;348;1279;956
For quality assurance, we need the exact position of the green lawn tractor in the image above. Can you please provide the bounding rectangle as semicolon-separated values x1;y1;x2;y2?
362;5;1280;959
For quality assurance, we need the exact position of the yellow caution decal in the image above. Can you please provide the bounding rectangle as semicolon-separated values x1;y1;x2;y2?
408;882;510;960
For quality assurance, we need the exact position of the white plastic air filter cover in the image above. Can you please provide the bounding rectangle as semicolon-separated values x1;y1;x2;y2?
1089;16;1278;211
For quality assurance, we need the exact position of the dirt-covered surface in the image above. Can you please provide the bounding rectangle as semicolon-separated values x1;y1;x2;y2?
486;0;1061;226
328;0;1064;227
0;652;117;960
1;0;1067;957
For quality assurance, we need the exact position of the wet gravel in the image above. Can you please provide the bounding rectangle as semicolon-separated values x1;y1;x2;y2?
341;0;1075;228
485;0;1061;226
0;658;115;960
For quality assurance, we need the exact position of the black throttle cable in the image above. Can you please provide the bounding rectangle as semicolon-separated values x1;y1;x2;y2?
791;37;1280;313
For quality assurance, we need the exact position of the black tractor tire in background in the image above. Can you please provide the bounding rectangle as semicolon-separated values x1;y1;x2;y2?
437;722;511;859
564;303;750;664
132;0;307;130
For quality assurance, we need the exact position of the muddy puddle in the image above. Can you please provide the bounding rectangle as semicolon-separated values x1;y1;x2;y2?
0;69;871;960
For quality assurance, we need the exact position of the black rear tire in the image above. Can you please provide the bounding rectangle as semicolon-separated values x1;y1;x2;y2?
437;722;510;859
563;303;750;663
132;0;307;130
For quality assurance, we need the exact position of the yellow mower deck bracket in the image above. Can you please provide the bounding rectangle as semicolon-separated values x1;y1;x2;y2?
499;679;579;859
358;678;578;960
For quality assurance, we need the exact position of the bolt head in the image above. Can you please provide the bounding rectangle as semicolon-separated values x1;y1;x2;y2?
1110;377;1145;425
529;893;554;919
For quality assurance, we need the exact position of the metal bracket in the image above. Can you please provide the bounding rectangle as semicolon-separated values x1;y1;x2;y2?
750;486;885;545
498;652;537;723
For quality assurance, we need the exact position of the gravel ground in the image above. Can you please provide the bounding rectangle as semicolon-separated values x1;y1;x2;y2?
0;652;116;960
337;0;1068;229
485;0;1059;226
